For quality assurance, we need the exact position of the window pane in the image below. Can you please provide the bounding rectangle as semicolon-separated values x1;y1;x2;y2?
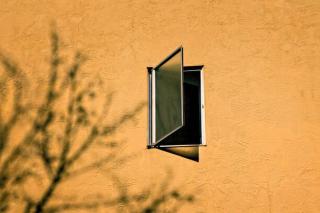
155;48;183;143
157;70;202;147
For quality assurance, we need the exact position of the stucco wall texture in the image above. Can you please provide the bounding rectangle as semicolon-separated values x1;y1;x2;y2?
1;0;320;212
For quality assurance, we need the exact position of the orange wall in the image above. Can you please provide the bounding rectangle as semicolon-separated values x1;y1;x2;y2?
1;0;320;212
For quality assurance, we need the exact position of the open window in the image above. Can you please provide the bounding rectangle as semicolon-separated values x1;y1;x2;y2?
147;47;206;149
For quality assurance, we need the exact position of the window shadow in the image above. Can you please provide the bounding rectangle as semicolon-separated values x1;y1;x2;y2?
157;146;199;162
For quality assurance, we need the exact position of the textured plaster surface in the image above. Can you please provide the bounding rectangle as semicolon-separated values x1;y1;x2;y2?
1;0;320;212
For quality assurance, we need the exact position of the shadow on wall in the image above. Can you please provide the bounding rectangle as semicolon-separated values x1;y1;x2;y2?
0;26;195;212
157;147;199;162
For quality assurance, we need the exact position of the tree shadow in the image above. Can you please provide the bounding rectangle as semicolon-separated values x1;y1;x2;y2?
0;26;195;213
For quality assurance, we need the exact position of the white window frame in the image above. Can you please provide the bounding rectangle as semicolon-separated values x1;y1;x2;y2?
147;49;206;148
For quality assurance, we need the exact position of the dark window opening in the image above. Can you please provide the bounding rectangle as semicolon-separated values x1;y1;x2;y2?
157;70;202;146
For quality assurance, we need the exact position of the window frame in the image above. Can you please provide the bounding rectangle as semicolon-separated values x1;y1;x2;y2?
147;63;206;148
150;47;184;146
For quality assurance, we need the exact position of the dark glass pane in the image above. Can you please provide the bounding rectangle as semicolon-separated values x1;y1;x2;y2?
157;71;201;146
155;49;183;142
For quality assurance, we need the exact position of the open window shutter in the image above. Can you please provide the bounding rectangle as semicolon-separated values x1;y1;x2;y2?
152;47;184;145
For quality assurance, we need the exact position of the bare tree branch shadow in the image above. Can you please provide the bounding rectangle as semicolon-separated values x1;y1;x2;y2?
0;26;196;213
